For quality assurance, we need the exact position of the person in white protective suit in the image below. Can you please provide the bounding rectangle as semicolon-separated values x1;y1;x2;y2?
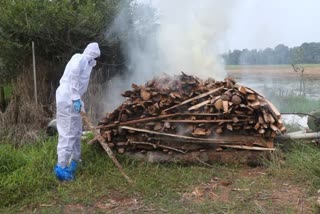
54;42;100;181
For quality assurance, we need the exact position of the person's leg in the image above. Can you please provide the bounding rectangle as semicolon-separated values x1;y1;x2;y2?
55;101;78;181
56;102;75;168
72;117;82;162
69;116;82;173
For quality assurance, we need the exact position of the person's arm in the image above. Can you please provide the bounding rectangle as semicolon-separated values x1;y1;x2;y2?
70;57;86;101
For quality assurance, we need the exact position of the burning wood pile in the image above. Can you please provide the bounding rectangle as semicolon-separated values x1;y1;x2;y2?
97;73;286;163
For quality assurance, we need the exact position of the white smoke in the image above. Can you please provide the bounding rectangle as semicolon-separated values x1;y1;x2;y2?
103;0;236;112
153;0;233;80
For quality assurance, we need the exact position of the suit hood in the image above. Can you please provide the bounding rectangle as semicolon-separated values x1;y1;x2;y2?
83;42;100;59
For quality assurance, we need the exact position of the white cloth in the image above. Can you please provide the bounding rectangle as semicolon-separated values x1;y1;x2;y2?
56;42;100;167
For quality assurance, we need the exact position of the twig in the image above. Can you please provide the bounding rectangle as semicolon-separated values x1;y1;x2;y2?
196;157;214;167
87;137;98;145
220;145;275;151
232;188;250;191
130;141;186;154
81;111;133;184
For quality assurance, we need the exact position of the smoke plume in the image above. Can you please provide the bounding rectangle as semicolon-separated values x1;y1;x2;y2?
103;0;235;112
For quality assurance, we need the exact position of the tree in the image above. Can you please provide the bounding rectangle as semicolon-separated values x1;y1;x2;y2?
289;47;304;64
0;0;127;104
274;44;289;64
223;42;320;65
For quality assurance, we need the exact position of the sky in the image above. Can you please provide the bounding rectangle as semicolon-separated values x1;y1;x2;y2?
139;0;320;52
225;0;320;51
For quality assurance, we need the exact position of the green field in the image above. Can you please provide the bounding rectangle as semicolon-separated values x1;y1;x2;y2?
226;64;320;70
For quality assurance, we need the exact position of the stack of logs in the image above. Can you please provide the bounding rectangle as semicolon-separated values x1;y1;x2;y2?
97;72;286;159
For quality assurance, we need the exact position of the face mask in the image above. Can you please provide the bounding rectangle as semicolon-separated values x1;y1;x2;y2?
88;59;97;67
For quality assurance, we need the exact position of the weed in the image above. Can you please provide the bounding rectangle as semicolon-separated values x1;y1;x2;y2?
4;84;12;101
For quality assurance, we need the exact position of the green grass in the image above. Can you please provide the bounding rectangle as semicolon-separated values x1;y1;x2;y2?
271;95;320;113
4;84;12;100
226;64;320;70
1;137;320;213
0;138;219;212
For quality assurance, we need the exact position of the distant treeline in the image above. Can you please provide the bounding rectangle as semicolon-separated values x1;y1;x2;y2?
222;42;320;65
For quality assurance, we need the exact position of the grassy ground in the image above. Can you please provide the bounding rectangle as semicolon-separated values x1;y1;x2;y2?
1;136;320;213
270;94;320;113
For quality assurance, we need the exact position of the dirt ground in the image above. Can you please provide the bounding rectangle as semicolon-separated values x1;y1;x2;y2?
181;167;314;213
33;167;317;214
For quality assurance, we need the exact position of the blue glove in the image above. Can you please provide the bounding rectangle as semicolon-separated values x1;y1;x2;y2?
72;99;82;113
54;165;74;181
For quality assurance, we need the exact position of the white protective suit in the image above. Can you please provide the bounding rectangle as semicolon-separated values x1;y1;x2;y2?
56;42;100;167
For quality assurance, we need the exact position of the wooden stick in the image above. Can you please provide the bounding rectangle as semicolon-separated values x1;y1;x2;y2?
265;99;281;119
162;86;224;112
80;112;133;184
163;119;248;123
120;126;261;144
97;113;180;129
188;100;210;111
277;132;320;140
220;145;275;151
130;141;186;154
87;137;98;145
150;136;259;144
97;112;254;129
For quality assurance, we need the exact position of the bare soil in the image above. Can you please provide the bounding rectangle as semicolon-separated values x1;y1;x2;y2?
181;167;314;213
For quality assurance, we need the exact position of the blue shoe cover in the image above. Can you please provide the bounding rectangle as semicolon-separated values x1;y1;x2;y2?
54;165;74;181
69;160;78;174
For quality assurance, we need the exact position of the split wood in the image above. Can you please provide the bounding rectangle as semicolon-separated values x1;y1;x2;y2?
162;86;224;112
97;112;254;129
120;126;262;144
81;111;133;184
130;141;186;154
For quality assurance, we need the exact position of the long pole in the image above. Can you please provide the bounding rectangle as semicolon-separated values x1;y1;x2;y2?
32;41;38;105
80;111;133;184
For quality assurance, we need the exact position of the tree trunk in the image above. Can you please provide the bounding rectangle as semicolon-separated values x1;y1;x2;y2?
0;86;5;112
